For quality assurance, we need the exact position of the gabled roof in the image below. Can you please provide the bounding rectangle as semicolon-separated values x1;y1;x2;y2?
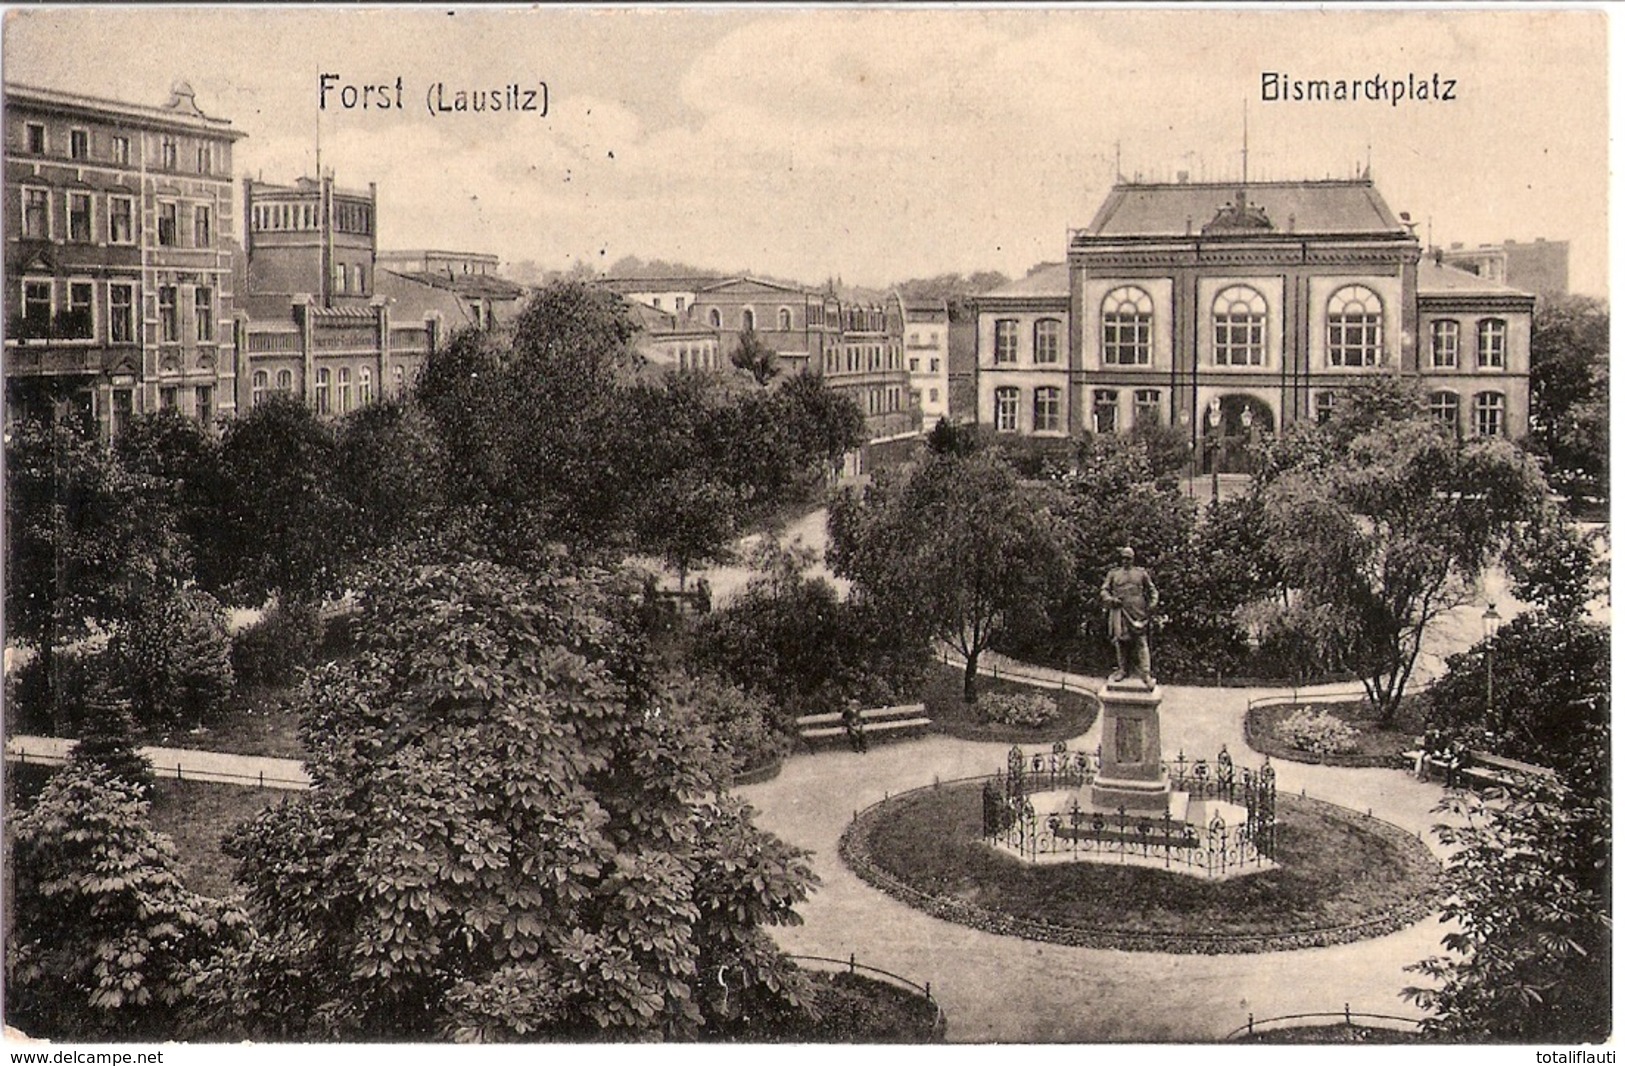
1417;259;1535;299
696;276;815;297
597;274;724;294
981;262;1070;299
389;269;525;301
1082;179;1407;239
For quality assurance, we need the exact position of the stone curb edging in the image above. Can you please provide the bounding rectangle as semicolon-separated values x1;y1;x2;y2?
1243;706;1413;770
731;758;785;787
838;781;1443;956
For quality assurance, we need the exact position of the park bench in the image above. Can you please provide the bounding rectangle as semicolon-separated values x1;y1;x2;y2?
1404;742;1556;790
796;703;932;747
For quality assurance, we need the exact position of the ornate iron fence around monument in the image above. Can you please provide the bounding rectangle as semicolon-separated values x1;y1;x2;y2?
980;743;1278;878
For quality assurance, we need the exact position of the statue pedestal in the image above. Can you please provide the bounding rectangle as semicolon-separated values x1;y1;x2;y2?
1091;680;1170;812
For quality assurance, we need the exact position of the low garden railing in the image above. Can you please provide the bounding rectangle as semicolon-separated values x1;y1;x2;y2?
785;953;947;1040
980;744;1279;878
1225;1004;1426;1041
6;745;311;791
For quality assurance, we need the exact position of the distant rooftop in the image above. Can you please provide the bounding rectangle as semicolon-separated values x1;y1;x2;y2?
6;80;244;138
981;262;1070;299
1417;259;1534;298
1082;178;1407;239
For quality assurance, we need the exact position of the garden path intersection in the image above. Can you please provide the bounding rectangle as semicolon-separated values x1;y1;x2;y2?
5;656;1459;1042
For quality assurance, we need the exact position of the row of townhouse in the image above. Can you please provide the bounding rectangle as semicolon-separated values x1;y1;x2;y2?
970;178;1537;468
4;81;526;437
597;274;923;465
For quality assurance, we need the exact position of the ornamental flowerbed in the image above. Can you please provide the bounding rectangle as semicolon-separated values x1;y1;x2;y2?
840;779;1441;955
1245;697;1426;769
919;664;1098;743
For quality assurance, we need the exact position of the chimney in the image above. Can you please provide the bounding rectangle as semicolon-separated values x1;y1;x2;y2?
1176;170;1190;184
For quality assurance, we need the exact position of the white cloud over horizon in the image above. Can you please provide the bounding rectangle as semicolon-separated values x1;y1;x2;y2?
3;7;1608;294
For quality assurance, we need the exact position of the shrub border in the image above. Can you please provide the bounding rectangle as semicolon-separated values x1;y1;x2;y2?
1244;704;1413;770
731;757;785;787
838;777;1442;955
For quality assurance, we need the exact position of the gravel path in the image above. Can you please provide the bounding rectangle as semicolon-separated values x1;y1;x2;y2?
5;734;310;789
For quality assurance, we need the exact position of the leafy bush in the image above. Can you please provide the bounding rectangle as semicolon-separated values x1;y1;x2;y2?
975;691;1058;728
673;671;791;776
6;645;102;736
1277;707;1359;756
111;587;235;729
230;598;326;689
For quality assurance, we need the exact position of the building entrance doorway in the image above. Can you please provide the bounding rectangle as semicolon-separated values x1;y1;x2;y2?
1200;394;1274;474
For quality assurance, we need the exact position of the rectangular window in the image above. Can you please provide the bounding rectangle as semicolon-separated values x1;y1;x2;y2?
158;201;177;246
1034;319;1061;364
194;205;211;248
109;283;134;343
109;196;134;243
1034;387;1062;432
26;123;45;154
1093;390;1119;435
195;385;213;425
22;188;49;238
1328;316;1382;367
675;297;685;312
161;137;177;169
1478;320;1507;369
69;128;89;160
994;387;1019;432
159;386;178;411
65;282;93;340
159;286;178;343
1474;392;1505;438
1103;315;1152;365
68;192;92;242
1431;320;1459;369
1133;389;1162;426
929;388;939;403
1430;391;1460;432
111;135;130;166
196;144;211;174
909;357;920;373
195;287;213;343
994;319;1019;363
22;280;52;335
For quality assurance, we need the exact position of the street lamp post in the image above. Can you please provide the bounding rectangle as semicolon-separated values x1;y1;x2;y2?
1482;601;1502;732
1206;399;1221;502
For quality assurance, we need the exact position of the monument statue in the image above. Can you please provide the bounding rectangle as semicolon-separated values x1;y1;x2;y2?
1101;546;1159;686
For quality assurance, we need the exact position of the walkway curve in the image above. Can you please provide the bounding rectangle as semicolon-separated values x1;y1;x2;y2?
740;655;1459;1043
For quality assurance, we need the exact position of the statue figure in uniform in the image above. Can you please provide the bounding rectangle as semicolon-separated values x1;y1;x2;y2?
1101;546;1159;686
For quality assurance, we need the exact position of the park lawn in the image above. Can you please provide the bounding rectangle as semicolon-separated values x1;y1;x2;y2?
1249;696;1428;767
146;685;306;760
919;662;1097;744
148;778;288;900
863;782;1438;940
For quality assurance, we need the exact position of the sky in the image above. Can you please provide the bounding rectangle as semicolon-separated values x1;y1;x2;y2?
2;6;1609;295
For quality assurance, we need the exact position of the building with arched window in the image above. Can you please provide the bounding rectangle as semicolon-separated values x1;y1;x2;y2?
1043;176;1533;463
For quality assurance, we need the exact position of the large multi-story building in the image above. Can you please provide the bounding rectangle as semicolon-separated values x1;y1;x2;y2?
4;81;245;435
902;298;949;423
1439;238;1569;303
236;172;438;418
974;264;1070;436
973;177;1534;469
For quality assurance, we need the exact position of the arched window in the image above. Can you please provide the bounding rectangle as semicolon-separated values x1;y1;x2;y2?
358;366;373;406
338;367;351;413
251;369;268;407
742;308;755;333
1034;319;1062;364
1430;319;1460;369
709;308;721;328
1213;285;1266;366
1327;285;1383;367
1101;286;1152;365
993;386;1019;432
993;319;1019;364
1429;390;1460;433
315;368;331;415
778;307;792;331
276;368;293;394
1474;391;1505;437
1477;319;1506;369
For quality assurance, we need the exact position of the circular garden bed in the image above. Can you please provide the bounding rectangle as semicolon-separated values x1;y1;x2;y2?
1245;698;1424;769
840;779;1441;954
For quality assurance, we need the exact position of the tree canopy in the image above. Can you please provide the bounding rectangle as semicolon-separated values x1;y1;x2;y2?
1528;295;1608;507
215;555;816;1041
830;449;1070;699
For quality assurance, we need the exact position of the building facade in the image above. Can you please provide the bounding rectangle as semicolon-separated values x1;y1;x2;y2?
970;178;1532;467
902;298;949;423
4;81;244;435
242;173;377;313
973;264;1071;437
